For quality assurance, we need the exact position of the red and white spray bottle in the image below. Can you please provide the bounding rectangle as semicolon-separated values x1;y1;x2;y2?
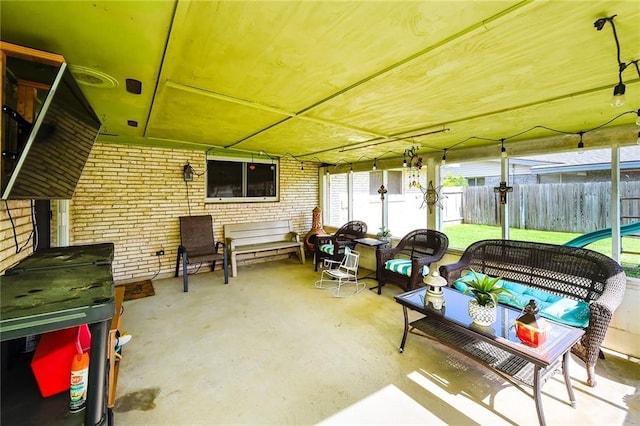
69;326;91;413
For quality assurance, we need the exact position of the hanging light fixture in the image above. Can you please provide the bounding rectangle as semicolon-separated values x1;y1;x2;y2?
500;139;507;158
577;132;585;154
350;164;354;174
372;158;377;171
611;82;626;107
594;15;640;107
441;149;447;166
300;162;304;171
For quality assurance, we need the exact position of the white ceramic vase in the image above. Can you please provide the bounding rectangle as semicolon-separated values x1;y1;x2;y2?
468;299;497;326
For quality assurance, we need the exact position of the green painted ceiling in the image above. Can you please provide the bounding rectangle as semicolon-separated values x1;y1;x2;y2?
1;0;639;166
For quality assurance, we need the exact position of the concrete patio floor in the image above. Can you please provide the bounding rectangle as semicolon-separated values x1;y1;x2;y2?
113;258;639;425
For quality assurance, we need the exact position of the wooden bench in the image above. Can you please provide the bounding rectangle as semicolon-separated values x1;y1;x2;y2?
224;220;305;277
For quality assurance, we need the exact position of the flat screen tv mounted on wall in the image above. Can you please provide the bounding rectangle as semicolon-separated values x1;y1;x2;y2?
1;58;101;200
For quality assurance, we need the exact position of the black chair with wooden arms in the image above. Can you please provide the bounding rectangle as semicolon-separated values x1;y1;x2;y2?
375;229;448;294
174;215;229;292
314;220;367;271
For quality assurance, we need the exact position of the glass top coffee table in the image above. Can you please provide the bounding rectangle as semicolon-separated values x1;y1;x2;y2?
394;286;585;426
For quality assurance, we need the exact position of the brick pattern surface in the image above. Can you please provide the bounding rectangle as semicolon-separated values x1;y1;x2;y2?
68;143;319;282
0;200;34;271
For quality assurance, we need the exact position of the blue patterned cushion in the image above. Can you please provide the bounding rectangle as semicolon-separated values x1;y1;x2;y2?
385;259;412;276
384;259;428;277
540;298;590;328
453;271;590;328
319;244;334;255
524;287;563;304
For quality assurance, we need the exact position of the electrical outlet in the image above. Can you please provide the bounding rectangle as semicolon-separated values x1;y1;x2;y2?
155;250;165;256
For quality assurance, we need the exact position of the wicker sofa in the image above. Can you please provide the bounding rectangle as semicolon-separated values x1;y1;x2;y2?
375;229;449;294
439;239;627;387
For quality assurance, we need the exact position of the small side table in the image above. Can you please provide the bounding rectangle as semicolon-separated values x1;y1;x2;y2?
353;238;389;289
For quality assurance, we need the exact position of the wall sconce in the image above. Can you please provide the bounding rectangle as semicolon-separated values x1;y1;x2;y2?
183;163;194;182
594;15;640;107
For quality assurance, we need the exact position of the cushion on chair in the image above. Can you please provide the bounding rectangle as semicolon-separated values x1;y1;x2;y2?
384;259;429;277
320;244;352;256
453;271;590;328
319;244;334;255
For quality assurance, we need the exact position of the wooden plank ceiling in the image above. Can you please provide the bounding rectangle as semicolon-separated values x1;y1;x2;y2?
1;1;639;166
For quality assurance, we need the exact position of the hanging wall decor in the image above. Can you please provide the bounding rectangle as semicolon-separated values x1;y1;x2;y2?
405;145;423;189
494;181;513;204
424;181;443;214
410;180;443;212
378;184;388;201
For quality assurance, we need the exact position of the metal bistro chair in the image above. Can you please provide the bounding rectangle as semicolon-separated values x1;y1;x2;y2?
174;215;229;292
314;249;363;297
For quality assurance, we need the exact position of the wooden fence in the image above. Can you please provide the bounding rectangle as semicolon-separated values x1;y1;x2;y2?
442;181;640;233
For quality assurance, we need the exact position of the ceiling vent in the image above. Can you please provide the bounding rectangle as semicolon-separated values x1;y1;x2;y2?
68;65;118;88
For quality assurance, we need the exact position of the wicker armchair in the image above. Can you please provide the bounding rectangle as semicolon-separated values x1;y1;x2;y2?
174;215;229;292
375;229;448;294
439;239;627;387
314;220;367;271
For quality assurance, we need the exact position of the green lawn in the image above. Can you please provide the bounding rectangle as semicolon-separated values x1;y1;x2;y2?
442;223;640;278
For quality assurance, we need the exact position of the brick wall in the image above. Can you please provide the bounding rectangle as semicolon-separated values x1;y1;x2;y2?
0;200;34;272
70;143;320;283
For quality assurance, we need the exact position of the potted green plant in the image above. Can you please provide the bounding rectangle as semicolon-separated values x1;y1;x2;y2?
376;226;392;243
459;269;512;326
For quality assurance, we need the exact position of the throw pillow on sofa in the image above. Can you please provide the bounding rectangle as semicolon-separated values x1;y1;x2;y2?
453;271;590;328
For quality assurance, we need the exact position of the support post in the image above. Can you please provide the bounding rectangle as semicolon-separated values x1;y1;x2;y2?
611;145;621;262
